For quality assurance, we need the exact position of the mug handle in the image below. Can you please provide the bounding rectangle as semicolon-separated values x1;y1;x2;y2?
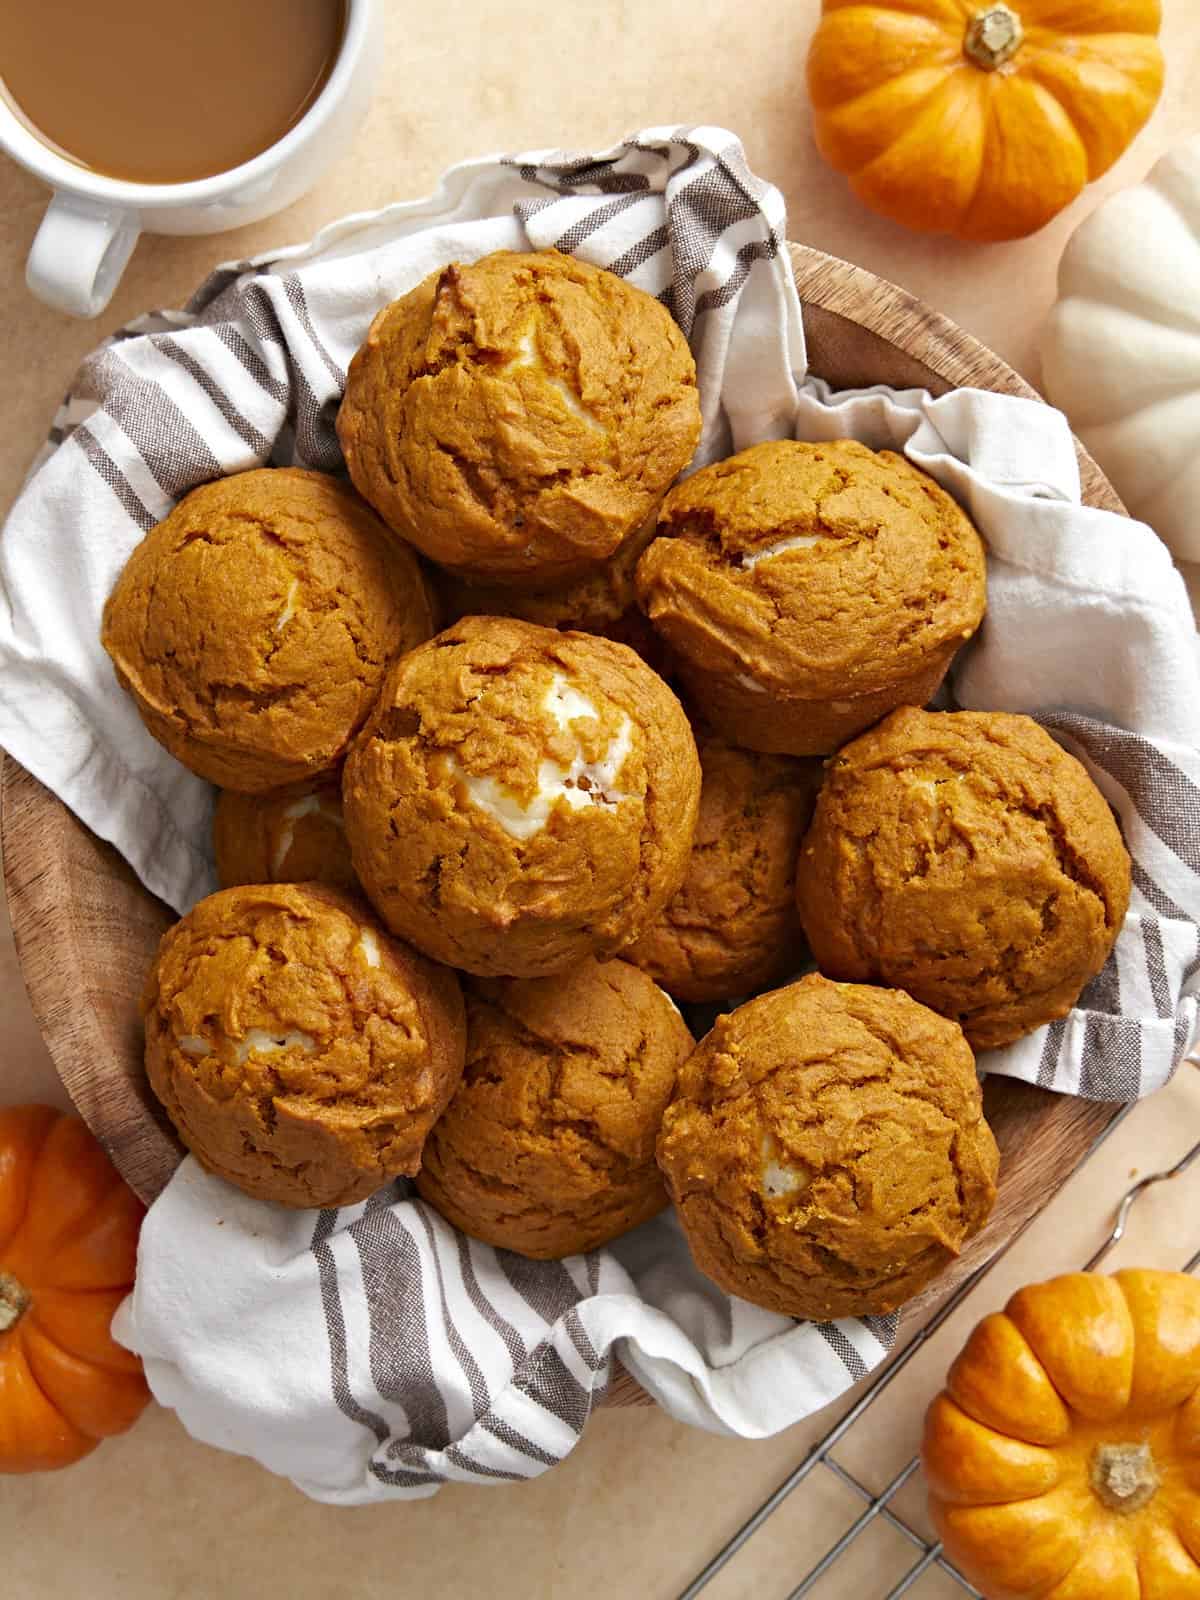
25;193;141;318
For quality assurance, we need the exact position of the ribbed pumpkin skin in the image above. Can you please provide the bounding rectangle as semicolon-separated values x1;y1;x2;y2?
923;1270;1200;1599
0;1107;149;1472
807;0;1165;242
1041;136;1200;565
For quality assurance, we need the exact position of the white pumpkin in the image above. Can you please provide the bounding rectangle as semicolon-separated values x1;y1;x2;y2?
1042;137;1200;565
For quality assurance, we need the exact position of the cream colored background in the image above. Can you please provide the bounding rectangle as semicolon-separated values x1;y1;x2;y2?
1;4;1198;1595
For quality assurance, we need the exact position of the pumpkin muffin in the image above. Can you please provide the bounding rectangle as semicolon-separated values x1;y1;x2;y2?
623;735;820;1002
102;468;434;792
142;882;466;1208
343;616;701;977
416;958;694;1258
657;974;999;1321
213;774;356;892
635;439;987;755
435;512;664;665
796;708;1132;1051
337;250;701;584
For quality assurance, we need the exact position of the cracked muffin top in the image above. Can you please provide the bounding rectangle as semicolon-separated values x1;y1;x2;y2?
635;439;987;755
796;708;1132;1051
415;957;694;1258
101;467;434;793
214;774;357;893
141;882;466;1207
342;615;701;978
657;974;999;1321
623;734;820;1003
336;250;701;584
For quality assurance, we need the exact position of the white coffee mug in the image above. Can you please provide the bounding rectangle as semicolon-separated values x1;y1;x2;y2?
1;0;379;318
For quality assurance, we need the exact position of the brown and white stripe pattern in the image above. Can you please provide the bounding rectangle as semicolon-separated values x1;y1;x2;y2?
300;1187;897;1494
308;1193;617;1490
1023;711;1200;1101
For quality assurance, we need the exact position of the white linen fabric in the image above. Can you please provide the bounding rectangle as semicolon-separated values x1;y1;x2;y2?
113;1166;898;1502
2;127;1196;1502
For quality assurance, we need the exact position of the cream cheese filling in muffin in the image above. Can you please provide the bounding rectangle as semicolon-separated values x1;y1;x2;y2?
266;791;344;874
342;616;701;978
445;674;634;841
213;774;357;893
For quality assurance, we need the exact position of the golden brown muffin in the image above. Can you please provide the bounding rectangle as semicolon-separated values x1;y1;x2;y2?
337;250;701;584
102;468;435;792
657;974;999;1321
623;735;820;1002
796;708;1132;1051
142;882;466;1208
343;616;701;977
213;775;357;892
435;512;664;665
635;439;987;755
416;958;694;1258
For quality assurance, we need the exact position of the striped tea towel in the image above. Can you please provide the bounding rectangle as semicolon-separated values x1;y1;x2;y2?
0;125;1195;1502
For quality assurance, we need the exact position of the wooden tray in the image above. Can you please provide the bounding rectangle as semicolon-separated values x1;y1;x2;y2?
1;243;1125;1407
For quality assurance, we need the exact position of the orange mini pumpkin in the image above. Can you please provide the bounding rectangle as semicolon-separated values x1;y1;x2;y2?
807;1;1165;242
0;1106;150;1472
923;1270;1200;1598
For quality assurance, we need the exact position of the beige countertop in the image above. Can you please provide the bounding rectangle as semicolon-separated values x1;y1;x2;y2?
2;5;1198;1595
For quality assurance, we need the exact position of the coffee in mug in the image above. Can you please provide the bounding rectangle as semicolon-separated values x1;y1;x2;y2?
0;0;345;185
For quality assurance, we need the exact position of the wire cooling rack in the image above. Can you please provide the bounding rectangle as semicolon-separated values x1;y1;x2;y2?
678;1103;1200;1600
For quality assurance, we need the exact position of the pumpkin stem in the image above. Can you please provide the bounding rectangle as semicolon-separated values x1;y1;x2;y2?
964;5;1024;70
1090;1442;1159;1514
0;1270;30;1333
